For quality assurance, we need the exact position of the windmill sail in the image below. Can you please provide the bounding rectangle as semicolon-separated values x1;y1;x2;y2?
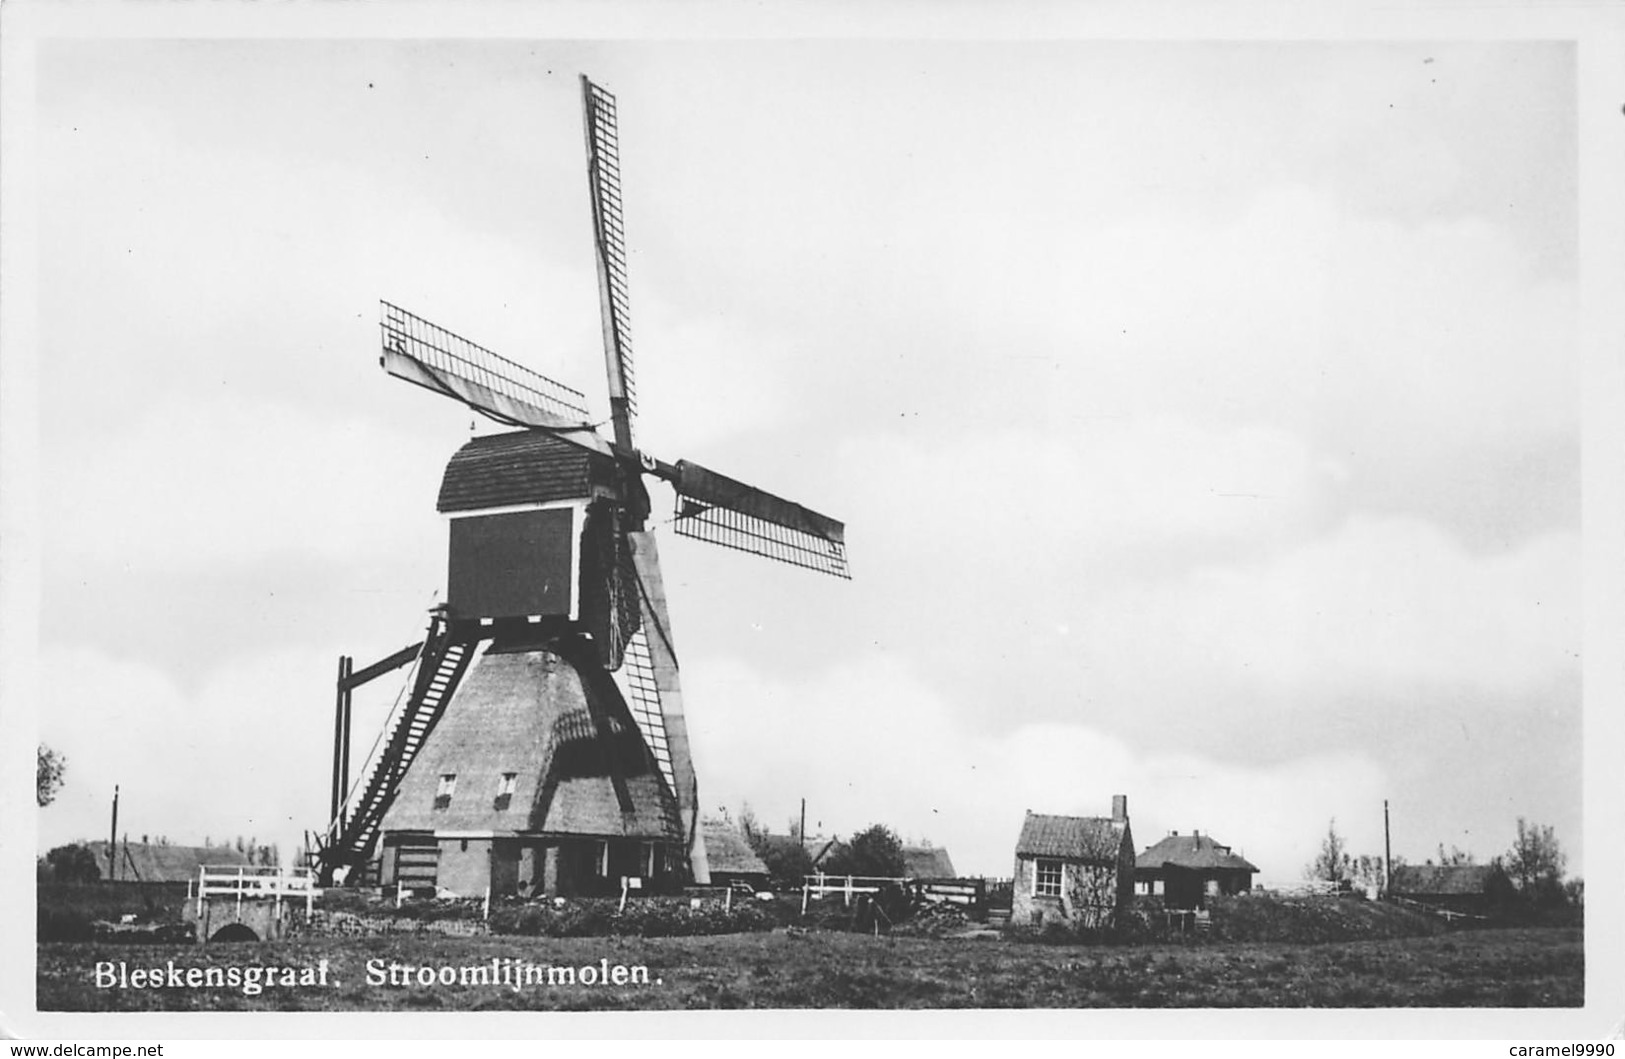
581;76;637;451
670;460;850;579
623;531;710;882
380;301;592;430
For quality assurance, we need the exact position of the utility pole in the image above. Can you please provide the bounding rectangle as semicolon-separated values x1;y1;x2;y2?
1383;799;1392;896
108;785;120;882
799;798;806;842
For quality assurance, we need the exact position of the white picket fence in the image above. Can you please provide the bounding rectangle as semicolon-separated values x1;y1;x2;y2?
193;865;318;917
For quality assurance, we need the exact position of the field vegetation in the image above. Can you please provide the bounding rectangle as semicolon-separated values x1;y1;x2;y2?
37;924;1581;1011
36;884;1582;1011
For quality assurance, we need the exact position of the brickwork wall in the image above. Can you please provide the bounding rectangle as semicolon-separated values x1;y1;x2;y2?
435;840;492;896
1010;855;1123;929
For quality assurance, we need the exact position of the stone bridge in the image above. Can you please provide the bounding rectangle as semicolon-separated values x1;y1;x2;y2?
182;866;320;943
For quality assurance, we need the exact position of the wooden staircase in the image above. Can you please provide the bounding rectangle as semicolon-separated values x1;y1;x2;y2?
320;614;475;880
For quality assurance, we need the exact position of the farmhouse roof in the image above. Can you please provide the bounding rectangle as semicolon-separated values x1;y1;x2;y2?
760;832;836;867
902;845;957;880
1135;832;1259;874
84;841;250;883
1389;863;1499;896
437;430;616;513
1015;812;1125;862
701;820;769;876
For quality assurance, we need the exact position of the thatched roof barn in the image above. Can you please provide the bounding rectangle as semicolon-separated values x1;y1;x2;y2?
902;845;957;880
700;819;770;888
1389;863;1513;913
84;841;250;883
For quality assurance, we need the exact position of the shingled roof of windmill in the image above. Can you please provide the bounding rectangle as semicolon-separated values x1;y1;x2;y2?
379;642;673;838
1135;832;1258;873
1015;812;1126;862
437;430;616;512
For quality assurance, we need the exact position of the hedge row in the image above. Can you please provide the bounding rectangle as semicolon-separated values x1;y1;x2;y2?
488;897;777;937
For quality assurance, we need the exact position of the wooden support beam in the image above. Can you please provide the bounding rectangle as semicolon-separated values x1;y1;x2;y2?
341;642;424;690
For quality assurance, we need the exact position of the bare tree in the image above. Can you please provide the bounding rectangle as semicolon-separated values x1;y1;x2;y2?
1506;818;1566;904
1306;818;1349;883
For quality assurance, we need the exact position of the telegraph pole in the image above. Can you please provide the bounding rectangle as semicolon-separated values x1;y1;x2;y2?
108;785;120;882
1383;799;1392;896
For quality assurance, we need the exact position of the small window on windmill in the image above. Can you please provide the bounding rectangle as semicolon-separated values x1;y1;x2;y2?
434;774;457;811
493;772;518;811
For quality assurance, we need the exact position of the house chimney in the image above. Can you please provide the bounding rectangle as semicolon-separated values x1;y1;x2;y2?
1111;794;1127;824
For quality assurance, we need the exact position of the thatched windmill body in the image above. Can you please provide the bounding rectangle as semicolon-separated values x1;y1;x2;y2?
315;76;848;897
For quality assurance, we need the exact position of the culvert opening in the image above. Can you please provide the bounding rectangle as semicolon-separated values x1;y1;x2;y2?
209;923;260;943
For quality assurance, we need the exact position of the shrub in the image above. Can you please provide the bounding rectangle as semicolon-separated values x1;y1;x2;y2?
38;907;95;942
390;898;484;922
45;844;101;884
487;896;774;938
822;825;906;878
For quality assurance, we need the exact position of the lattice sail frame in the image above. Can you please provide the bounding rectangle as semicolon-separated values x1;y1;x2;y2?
670;461;850;579
380;301;590;427
582;76;637;449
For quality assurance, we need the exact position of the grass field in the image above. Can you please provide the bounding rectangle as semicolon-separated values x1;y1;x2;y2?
36;925;1582;1011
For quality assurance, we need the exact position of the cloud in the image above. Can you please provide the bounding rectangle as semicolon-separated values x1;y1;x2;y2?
45;395;449;572
683;652;1388;879
38;645;340;859
1072;516;1578;704
844;417;1342;580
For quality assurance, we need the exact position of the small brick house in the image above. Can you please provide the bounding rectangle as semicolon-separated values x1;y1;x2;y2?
1011;797;1135;930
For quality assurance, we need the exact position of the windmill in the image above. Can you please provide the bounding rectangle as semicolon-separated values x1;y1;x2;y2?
314;76;848;896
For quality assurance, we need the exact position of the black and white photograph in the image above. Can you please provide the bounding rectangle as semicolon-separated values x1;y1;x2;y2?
3;0;1621;1041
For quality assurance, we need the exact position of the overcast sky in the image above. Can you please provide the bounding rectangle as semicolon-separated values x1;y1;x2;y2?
18;33;1588;882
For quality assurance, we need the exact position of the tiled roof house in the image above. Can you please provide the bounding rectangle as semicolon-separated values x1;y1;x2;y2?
1011;796;1135;930
1134;830;1259;908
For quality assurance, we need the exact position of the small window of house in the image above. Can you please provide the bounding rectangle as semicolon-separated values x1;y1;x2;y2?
1036;859;1063;897
493;772;518;811
596;840;610;877
434;773;457;811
